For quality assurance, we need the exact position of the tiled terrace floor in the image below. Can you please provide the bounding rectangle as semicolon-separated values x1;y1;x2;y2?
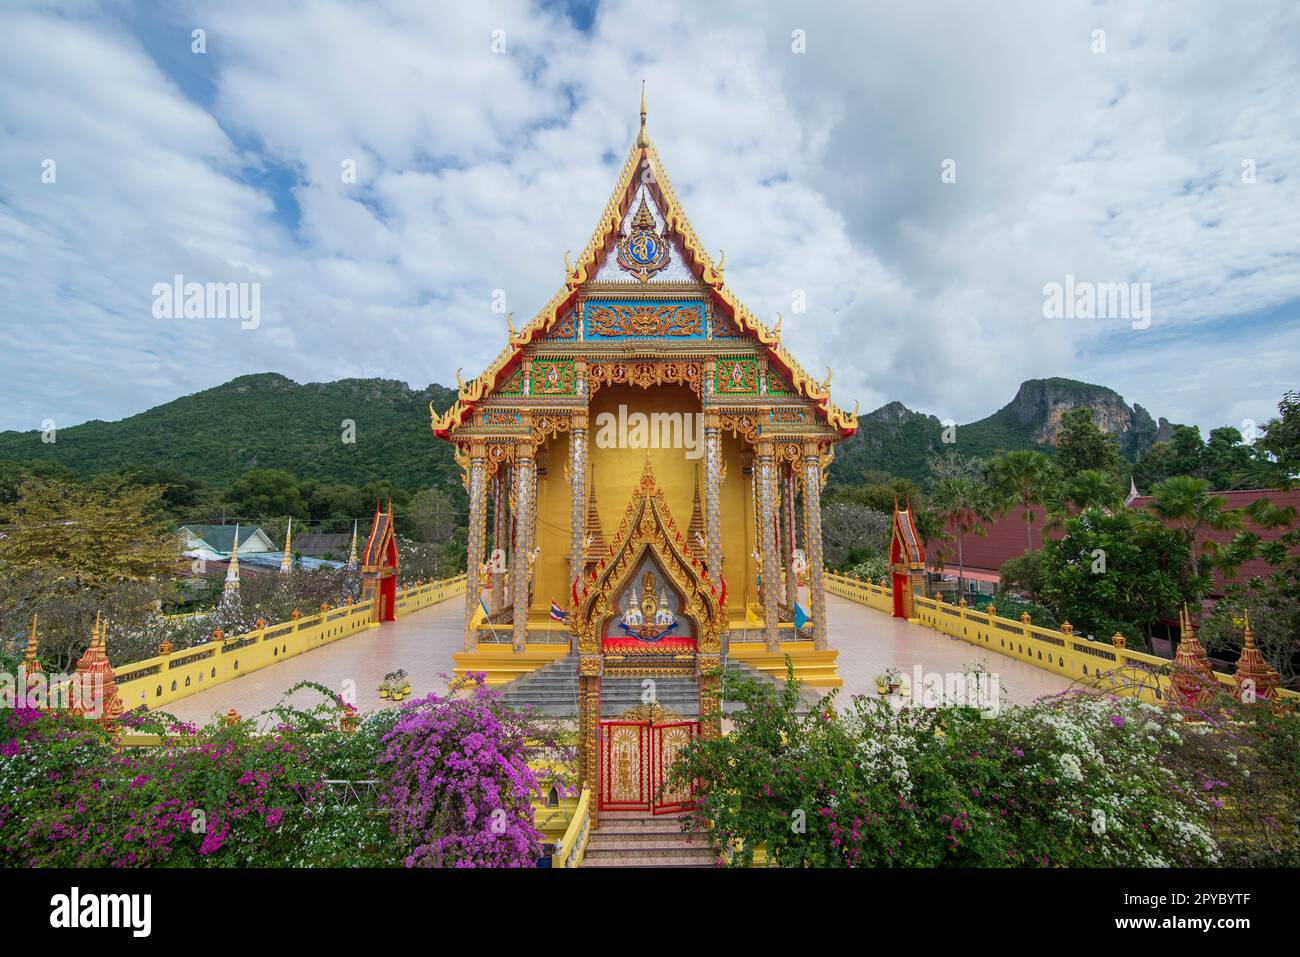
162;592;1074;726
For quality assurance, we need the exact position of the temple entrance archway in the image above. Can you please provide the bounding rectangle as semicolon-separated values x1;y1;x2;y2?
599;705;698;813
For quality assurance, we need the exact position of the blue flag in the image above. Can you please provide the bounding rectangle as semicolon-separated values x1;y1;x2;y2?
793;601;809;631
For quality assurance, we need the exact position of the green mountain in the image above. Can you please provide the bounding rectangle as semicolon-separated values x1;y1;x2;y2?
0;373;1172;494
0;373;460;491
830;378;1175;486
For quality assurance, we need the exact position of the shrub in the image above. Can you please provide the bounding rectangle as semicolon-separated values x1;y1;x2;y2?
668;661;1297;867
376;674;573;868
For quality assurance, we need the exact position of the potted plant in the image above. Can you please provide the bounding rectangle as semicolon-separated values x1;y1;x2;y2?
379;671;396;699
885;668;902;693
873;673;890;696
394;668;410;696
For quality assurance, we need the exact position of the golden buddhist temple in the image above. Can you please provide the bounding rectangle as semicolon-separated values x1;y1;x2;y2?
432;88;858;807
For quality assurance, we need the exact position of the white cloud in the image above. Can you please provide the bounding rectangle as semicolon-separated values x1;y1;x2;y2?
0;0;1297;444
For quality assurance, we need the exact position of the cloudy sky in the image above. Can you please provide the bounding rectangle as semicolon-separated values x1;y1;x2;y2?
2;0;1298;439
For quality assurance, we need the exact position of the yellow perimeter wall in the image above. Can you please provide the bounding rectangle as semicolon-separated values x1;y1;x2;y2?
826;572;1299;705
115;575;466;711
533;384;758;624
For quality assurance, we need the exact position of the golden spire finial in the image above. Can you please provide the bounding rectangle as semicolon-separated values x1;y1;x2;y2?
636;80;649;148
92;610;104;649
1234;607;1280;702
280;518;293;573
24;613;41;674
348;519;359;567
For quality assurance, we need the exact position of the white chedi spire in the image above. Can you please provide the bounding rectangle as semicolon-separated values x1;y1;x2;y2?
224;524;241;592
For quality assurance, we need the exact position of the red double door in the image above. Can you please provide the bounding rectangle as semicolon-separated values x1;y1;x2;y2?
599;720;698;814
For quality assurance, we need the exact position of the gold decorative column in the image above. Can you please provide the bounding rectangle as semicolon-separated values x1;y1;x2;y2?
703;410;723;592
463;443;488;651
802;441;829;649
490;472;507;614
698;654;722;738
511;441;536;652
578;654;602;827
568;411;588;643
782;461;798;610
757;439;780;650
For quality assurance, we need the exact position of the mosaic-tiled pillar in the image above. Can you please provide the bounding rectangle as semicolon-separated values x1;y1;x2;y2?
490;472;507;614
511;443;536;653
578;656;601;827
698;654;721;738
802;441;829;649
757;440;780;651
703;411;723;593
568;412;588;647
464;444;488;651
782;460;799;610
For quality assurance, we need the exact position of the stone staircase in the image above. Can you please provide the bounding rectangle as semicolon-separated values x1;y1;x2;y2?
499;652;820;717
581;811;717;868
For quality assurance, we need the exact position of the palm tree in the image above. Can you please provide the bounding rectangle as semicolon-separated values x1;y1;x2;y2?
1143;476;1242;583
988;450;1056;552
1064;469;1125;512
929;476;991;599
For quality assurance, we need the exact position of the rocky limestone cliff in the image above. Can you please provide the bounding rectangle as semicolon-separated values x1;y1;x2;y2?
1002;378;1169;457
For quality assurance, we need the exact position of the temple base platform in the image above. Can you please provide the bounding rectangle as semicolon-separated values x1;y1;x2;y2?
727;640;842;688
452;644;570;687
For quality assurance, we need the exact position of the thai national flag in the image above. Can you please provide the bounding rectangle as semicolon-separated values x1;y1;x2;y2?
549;600;568;623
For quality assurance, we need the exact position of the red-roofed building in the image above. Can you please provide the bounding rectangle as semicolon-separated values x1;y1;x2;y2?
1128;488;1300;596
933;489;1300;600
934;506;1061;590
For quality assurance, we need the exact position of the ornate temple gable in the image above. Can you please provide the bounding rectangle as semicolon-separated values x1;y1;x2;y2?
431;95;859;443
591;183;697;284
573;458;720;657
890;501;925;567
361;499;398;572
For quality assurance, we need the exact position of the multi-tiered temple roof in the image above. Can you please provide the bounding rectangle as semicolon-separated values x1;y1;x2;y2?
431;92;859;441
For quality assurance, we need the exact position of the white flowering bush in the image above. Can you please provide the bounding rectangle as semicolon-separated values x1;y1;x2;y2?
671;663;1298;867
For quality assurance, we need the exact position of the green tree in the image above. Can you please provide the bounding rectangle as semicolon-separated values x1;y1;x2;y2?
0;478;181;585
1064;468;1125;511
1165;425;1207;478
1142;476;1242;588
1255;389;1300;488
1055;407;1121;480
0;479;183;669
824;475;922;514
407;488;456;544
987;450;1056;552
224;469;308;521
1039;508;1196;648
0;458;80;504
929;476;991;598
1202;427;1254;489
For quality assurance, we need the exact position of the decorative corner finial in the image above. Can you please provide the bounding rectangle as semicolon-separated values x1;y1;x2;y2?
773;313;783;340
564;249;573;276
507;312;517;340
822;367;833;393
636;80;649;148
